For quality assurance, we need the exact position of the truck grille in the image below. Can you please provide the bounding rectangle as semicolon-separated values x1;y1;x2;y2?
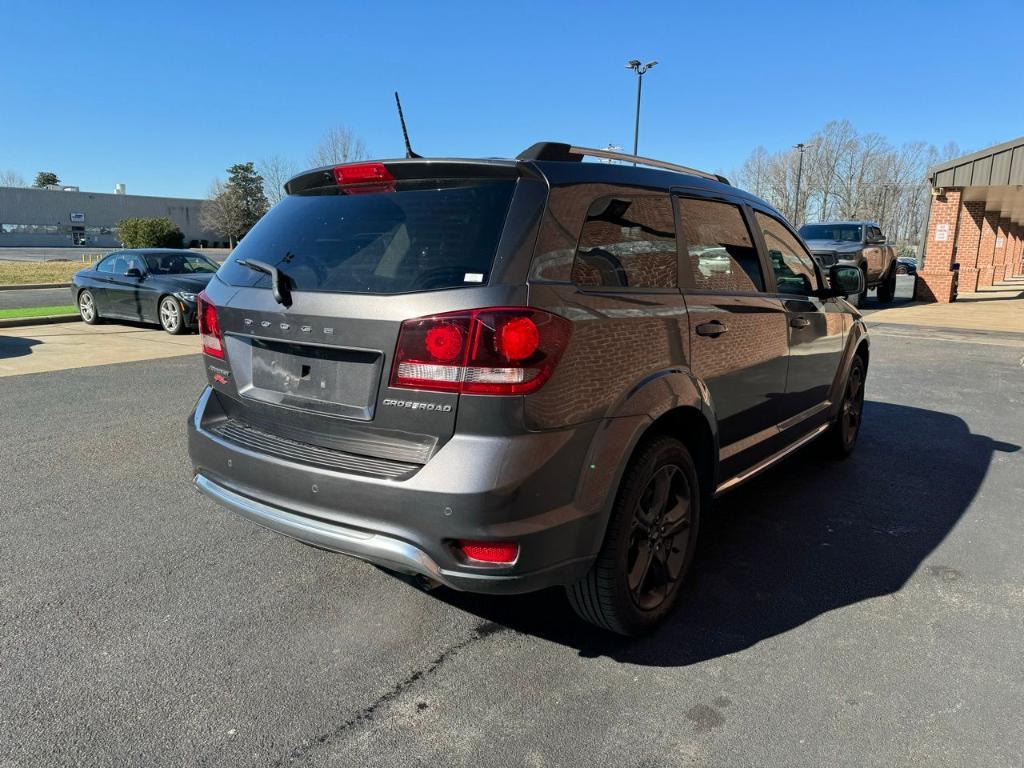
813;251;837;267
209;419;420;480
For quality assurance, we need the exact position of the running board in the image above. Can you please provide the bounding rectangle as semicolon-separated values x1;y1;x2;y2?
714;423;830;496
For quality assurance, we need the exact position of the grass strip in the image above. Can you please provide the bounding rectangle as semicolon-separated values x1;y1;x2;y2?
0;305;78;320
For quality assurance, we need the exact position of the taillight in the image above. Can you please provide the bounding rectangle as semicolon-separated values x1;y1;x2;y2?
197;290;224;359
457;540;519;564
333;162;395;195
390;307;571;395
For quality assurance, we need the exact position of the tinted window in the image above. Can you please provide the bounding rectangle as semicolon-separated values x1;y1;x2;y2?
798;223;862;242
677;198;764;292
95;254;118;273
109;253;144;276
572;195;676;289
218;179;515;294
757;212;818;296
144;253;218;275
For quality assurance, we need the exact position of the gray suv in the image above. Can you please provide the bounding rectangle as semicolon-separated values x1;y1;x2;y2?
188;143;869;635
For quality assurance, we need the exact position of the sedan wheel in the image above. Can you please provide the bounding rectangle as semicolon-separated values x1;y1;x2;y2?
78;290;100;325
159;297;185;335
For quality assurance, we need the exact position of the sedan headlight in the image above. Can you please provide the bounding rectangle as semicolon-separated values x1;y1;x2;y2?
174;291;197;303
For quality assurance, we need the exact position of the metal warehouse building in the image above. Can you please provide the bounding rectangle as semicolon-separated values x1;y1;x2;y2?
916;137;1024;302
0;185;222;249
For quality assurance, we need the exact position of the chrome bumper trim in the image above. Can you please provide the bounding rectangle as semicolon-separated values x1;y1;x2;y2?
193;473;448;585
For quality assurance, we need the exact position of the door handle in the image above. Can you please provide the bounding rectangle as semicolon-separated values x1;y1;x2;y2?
696;321;728;337
790;317;810;329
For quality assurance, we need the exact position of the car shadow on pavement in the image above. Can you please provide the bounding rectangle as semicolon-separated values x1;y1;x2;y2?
0;336;41;360
435;401;1019;666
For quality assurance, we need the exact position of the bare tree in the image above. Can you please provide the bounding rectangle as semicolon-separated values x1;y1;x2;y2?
735;146;770;198
201;179;238;246
309;125;367;167
0;169;26;187
735;122;952;256
259;155;297;206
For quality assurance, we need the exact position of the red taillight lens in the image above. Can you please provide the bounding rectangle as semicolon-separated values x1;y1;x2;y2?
390;307;571;395
197;290;224;359
457;540;519;564
496;316;540;361
332;162;395;194
424;322;465;363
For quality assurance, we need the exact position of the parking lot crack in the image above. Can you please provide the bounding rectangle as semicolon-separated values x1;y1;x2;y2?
272;620;504;766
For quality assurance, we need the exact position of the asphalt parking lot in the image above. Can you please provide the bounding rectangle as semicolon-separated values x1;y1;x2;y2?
2;311;1023;767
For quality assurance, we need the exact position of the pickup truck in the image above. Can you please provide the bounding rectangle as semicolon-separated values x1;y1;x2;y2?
798;221;898;306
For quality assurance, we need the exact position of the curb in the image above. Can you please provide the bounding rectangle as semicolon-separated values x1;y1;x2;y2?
0;283;72;291
0;314;81;329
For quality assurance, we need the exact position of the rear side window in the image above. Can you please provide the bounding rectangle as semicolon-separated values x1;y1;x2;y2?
755;212;818;296
572;195;677;289
676;198;764;292
218;179;515;294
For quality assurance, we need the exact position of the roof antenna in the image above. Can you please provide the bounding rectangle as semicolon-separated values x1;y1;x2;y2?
394;91;421;159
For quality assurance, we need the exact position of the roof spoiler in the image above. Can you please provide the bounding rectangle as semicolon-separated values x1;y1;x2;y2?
517;142;729;185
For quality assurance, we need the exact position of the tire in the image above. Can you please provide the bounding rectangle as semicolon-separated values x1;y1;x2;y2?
78;290;101;325
567;436;701;636
825;354;867;458
876;265;897;304
158;296;186;335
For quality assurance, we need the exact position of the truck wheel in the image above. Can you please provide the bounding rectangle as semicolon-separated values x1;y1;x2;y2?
877;266;897;304
566;436;701;636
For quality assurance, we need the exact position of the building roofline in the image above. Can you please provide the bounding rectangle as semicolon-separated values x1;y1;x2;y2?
0;185;207;204
927;136;1024;179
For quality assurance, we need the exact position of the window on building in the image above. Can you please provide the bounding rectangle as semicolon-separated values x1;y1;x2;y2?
677;198;764;292
572;194;677;289
755;212;818;296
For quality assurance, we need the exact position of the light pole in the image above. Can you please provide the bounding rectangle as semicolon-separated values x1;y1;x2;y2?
793;142;806;225
626;59;657;163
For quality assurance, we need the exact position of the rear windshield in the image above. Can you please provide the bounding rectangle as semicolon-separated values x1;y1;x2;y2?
217;179;516;294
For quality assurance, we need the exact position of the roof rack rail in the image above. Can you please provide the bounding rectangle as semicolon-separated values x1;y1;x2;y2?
517;142;730;185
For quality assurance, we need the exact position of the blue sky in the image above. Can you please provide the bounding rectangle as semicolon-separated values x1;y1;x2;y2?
2;0;1022;199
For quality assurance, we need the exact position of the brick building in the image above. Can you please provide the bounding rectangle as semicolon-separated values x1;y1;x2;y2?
916;138;1024;302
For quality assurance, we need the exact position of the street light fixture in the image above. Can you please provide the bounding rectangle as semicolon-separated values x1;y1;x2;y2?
626;59;658;163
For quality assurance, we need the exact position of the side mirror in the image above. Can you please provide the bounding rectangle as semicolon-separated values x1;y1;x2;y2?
125;268;143;278
829;264;864;298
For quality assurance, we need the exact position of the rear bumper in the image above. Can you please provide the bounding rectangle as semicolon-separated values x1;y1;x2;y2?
188;387;604;594
194;473;452;584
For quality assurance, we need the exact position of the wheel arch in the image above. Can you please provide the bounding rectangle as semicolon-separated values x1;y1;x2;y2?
828;321;870;419
574;370;719;558
644;406;717;504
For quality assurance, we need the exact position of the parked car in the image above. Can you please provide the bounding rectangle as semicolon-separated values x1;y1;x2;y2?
72;249;219;334
188;144;869;635
896;256;918;275
798;221;898;306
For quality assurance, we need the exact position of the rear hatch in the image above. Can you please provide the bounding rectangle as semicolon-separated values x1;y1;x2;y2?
198;160;542;478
